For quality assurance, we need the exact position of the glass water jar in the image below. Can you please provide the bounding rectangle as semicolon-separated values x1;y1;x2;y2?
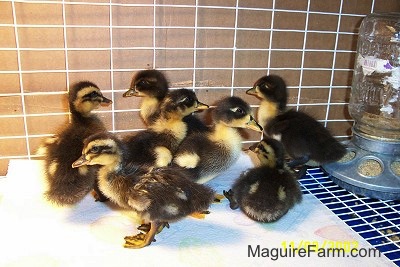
349;12;400;141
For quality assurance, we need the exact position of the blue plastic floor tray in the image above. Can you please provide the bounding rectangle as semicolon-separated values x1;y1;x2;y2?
299;167;400;266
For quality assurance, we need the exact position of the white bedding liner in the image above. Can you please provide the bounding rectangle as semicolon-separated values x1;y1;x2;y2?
0;154;393;267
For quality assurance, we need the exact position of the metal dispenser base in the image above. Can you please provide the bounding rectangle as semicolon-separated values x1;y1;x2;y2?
322;131;400;200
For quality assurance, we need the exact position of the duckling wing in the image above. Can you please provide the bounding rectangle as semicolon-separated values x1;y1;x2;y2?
44;123;103;205
266;109;300;135
124;130;179;168
267;110;345;163
175;131;235;183
269;114;312;159
133;167;215;222
173;133;206;169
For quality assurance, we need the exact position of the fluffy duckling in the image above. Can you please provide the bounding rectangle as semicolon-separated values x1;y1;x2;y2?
72;132;215;248
223;138;302;222
43;81;112;205
123;69;169;125
247;75;346;167
173;97;263;184
124;88;208;169
246;75;288;128
123;69;209;133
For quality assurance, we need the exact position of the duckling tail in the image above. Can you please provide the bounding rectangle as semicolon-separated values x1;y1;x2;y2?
45;187;90;206
320;140;346;163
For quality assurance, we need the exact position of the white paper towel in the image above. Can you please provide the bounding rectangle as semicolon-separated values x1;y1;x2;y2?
0;155;394;267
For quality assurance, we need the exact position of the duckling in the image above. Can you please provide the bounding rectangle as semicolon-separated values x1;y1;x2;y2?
124;88;208;169
223;138;302;222
246;75;288;128
72;132;215;248
123;69;169;125
247;75;346;167
173;96;263;184
43;81;112;205
123;69;209;133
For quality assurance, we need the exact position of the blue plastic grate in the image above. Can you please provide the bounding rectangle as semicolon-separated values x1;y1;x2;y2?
299;167;400;266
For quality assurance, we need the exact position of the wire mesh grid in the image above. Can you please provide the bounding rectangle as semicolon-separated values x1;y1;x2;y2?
299;167;400;265
3;0;384;174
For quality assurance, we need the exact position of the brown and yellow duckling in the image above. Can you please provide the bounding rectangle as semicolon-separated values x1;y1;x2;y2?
123;69;169;125
123;69;209;133
247;75;346;167
72;132;215;248
223;138;302;222
43;81;112;205
173;96;263;184
124;88;208;169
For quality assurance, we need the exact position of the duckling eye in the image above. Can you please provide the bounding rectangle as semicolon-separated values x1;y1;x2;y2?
85;91;101;99
178;96;189;104
258;144;269;154
233;107;245;114
137;80;150;86
89;146;100;154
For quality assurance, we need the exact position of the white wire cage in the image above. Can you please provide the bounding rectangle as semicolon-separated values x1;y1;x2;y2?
0;0;397;175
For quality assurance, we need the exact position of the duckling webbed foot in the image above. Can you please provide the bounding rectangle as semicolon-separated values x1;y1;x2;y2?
292;165;308;179
190;210;210;219
125;221;168;249
92;189;109;202
286;155;309;168
137;222;169;234
93;180;109;202
124;232;155;248
223;189;239;210
213;193;225;203
286;156;309;179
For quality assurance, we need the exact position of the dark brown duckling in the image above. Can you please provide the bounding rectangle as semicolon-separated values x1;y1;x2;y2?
173;96;263;184
72;132;215;248
123;69;169;125
224;138;302;222
124;88;209;169
123;69;209;134
247;75;346;167
43;81;112;205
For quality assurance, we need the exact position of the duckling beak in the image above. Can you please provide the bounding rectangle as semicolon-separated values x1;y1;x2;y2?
101;96;112;106
246;86;258;96
123;88;140;97
195;101;209;111
72;155;89;168
245;115;263;132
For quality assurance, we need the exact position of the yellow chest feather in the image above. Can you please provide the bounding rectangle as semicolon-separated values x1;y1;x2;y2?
97;166;129;209
140;98;160;123
258;101;278;127
209;124;243;155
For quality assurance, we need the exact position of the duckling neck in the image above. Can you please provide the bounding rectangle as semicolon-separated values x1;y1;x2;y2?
98;159;122;179
69;109;100;127
258;155;276;168
258;100;279;127
69;98;95;119
209;123;243;147
97;158;123;197
71;109;92;119
141;97;160;124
